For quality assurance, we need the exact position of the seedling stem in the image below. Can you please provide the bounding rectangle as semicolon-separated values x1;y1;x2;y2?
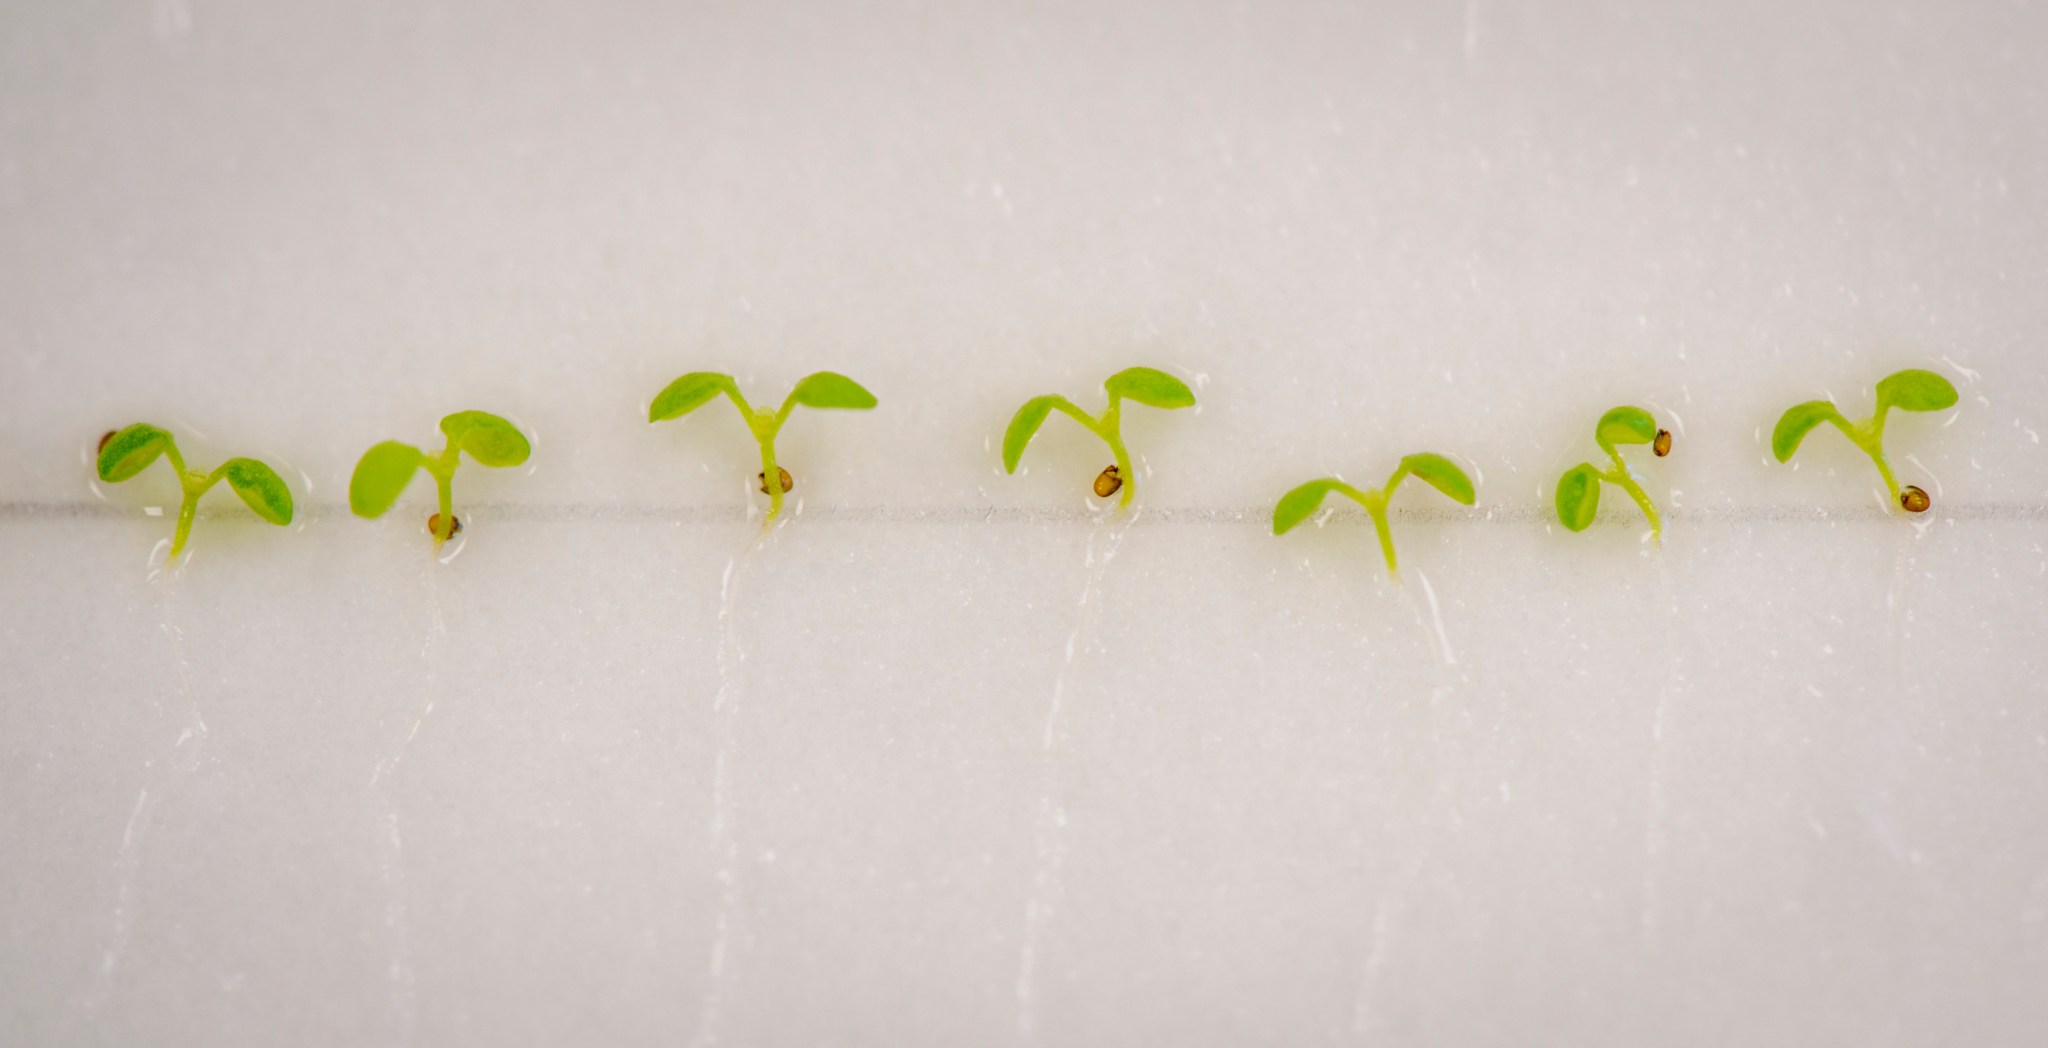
1042;397;1135;509
424;435;461;543
348;410;532;546
1002;367;1196;510
1553;406;1671;543
648;371;878;521
1272;452;1477;577
162;442;203;556
95;423;296;558
1770;369;1956;513
1596;432;1663;540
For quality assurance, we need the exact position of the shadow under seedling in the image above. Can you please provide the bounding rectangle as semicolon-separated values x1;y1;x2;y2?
1002;366;1197;510
1771;368;1957;513
1555;406;1674;542
96;423;294;559
647;371;878;522
1273;453;1476;578
350;410;532;544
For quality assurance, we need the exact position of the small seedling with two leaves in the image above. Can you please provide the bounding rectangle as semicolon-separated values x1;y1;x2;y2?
1555;406;1674;541
95;423;295;559
350;411;532;543
1771;368;1957;514
648;371;878;521
1002;367;1197;509
1273;453;1477;577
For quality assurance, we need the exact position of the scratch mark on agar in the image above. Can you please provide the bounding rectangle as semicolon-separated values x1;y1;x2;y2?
379;809;417;1045
87;576;208;1015
1640;557;1681;941
1410;569;1456;667
1351;894;1397;1037
1463;0;1480;68
1016;512;1130;1041
95;787;152;993
1352;841;1436;1039
692;524;773;1048
367;564;446;1046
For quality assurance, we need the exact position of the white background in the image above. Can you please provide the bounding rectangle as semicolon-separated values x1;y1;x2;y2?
3;1;2045;1044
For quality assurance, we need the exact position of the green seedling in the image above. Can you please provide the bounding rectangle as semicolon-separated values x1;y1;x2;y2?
350;410;532;543
648;371;878;521
95;423;294;558
1272;453;1477;577
1770;368;1957;514
1001;367;1197;509
1555;406;1674;541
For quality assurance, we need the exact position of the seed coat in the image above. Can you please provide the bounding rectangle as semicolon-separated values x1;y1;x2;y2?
1093;465;1122;499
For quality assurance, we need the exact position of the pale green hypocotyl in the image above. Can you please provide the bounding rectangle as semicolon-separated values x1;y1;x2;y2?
1002;367;1198;510
350;410;533;545
647;371;878;522
96;423;294;558
1273;452;1477;577
1555;406;1673;543
1771;368;1957;513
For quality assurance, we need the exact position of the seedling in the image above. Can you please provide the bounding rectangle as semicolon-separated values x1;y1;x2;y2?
1770;368;1957;513
1272;453;1477;576
648;371;878;521
1001;367;1197;509
95;423;294;558
1555;406;1674;541
350;410;532;543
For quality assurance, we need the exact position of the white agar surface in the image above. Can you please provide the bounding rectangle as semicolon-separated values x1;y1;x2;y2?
4;2;2045;1044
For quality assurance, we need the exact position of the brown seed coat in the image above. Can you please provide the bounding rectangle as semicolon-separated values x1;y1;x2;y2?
1899;485;1931;513
1653;429;1672;457
758;467;794;494
427;513;463;537
1093;465;1122;499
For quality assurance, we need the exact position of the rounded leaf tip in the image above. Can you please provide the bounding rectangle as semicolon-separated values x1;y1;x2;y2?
217;458;294;525
349;441;427;519
1273;479;1343;536
1596;406;1658;447
441;410;531;468
97;423;172;483
790;372;878;410
650;372;735;422
1770;401;1840;463
1001;395;1061;473
1555;463;1602;532
1399;453;1476;506
1104;367;1196;409
1876;369;1960;413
